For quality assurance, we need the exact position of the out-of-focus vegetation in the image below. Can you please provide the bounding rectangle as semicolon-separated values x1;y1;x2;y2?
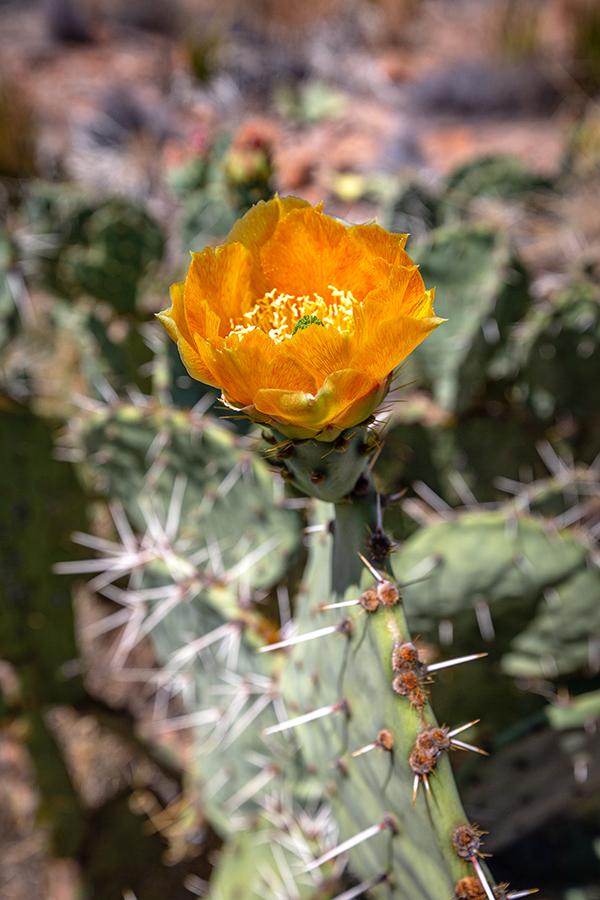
1;0;600;897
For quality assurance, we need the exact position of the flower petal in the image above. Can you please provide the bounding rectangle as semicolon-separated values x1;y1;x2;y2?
346;222;411;266
157;283;216;384
283;322;353;382
185;242;257;337
260;207;389;300
158;281;191;342
253;368;381;433
360;269;434;322
193;330;270;407
226;195;311;257
194;329;317;409
353;312;444;380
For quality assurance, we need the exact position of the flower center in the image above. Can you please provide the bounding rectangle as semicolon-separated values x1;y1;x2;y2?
231;285;358;343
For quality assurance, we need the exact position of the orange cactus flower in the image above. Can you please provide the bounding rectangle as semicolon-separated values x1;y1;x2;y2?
158;196;443;441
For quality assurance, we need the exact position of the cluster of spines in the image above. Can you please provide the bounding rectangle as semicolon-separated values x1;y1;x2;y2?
451;825;538;900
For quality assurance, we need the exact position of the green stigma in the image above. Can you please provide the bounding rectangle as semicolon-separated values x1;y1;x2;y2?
292;315;325;335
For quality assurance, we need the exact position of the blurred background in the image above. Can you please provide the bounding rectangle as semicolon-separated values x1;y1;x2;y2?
0;0;599;898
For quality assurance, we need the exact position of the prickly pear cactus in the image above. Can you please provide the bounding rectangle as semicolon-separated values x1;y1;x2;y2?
68;401;311;824
511;279;600;436
57;199;165;314
22;181;98;291
410;225;530;414
74;402;304;594
47;299;153;398
390;499;600;685
376;395;549;509
57;190;588;897
178;127;275;248
23;185;165;314
397;509;586;633
440;154;551;221
502;566;600;678
67;400;507;897
275;493;478;898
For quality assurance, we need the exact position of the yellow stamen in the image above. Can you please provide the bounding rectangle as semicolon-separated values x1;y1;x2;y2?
231;285;359;342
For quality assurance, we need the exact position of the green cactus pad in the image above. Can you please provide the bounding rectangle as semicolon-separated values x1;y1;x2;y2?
411;224;530;414
75;403;303;593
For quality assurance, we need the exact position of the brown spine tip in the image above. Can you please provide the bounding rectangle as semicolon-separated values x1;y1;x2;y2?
337;698;351;717
429;727;451;751
392;670;420;696
376;728;394;751
455;879;518;900
377;580;400;606
381;813;399;835
452;823;486;860
359;588;379;612
392;641;420;671
335;757;350;777
409;725;453;776
409;744;436;776
409;686;427;711
338;618;353;636
454;876;486;900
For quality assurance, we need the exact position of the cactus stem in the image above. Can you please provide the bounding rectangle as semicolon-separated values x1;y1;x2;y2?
258;620;351;653
427;652;488;673
331;873;388;900
305;816;395;872
471;857;496;900
263;701;347;736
